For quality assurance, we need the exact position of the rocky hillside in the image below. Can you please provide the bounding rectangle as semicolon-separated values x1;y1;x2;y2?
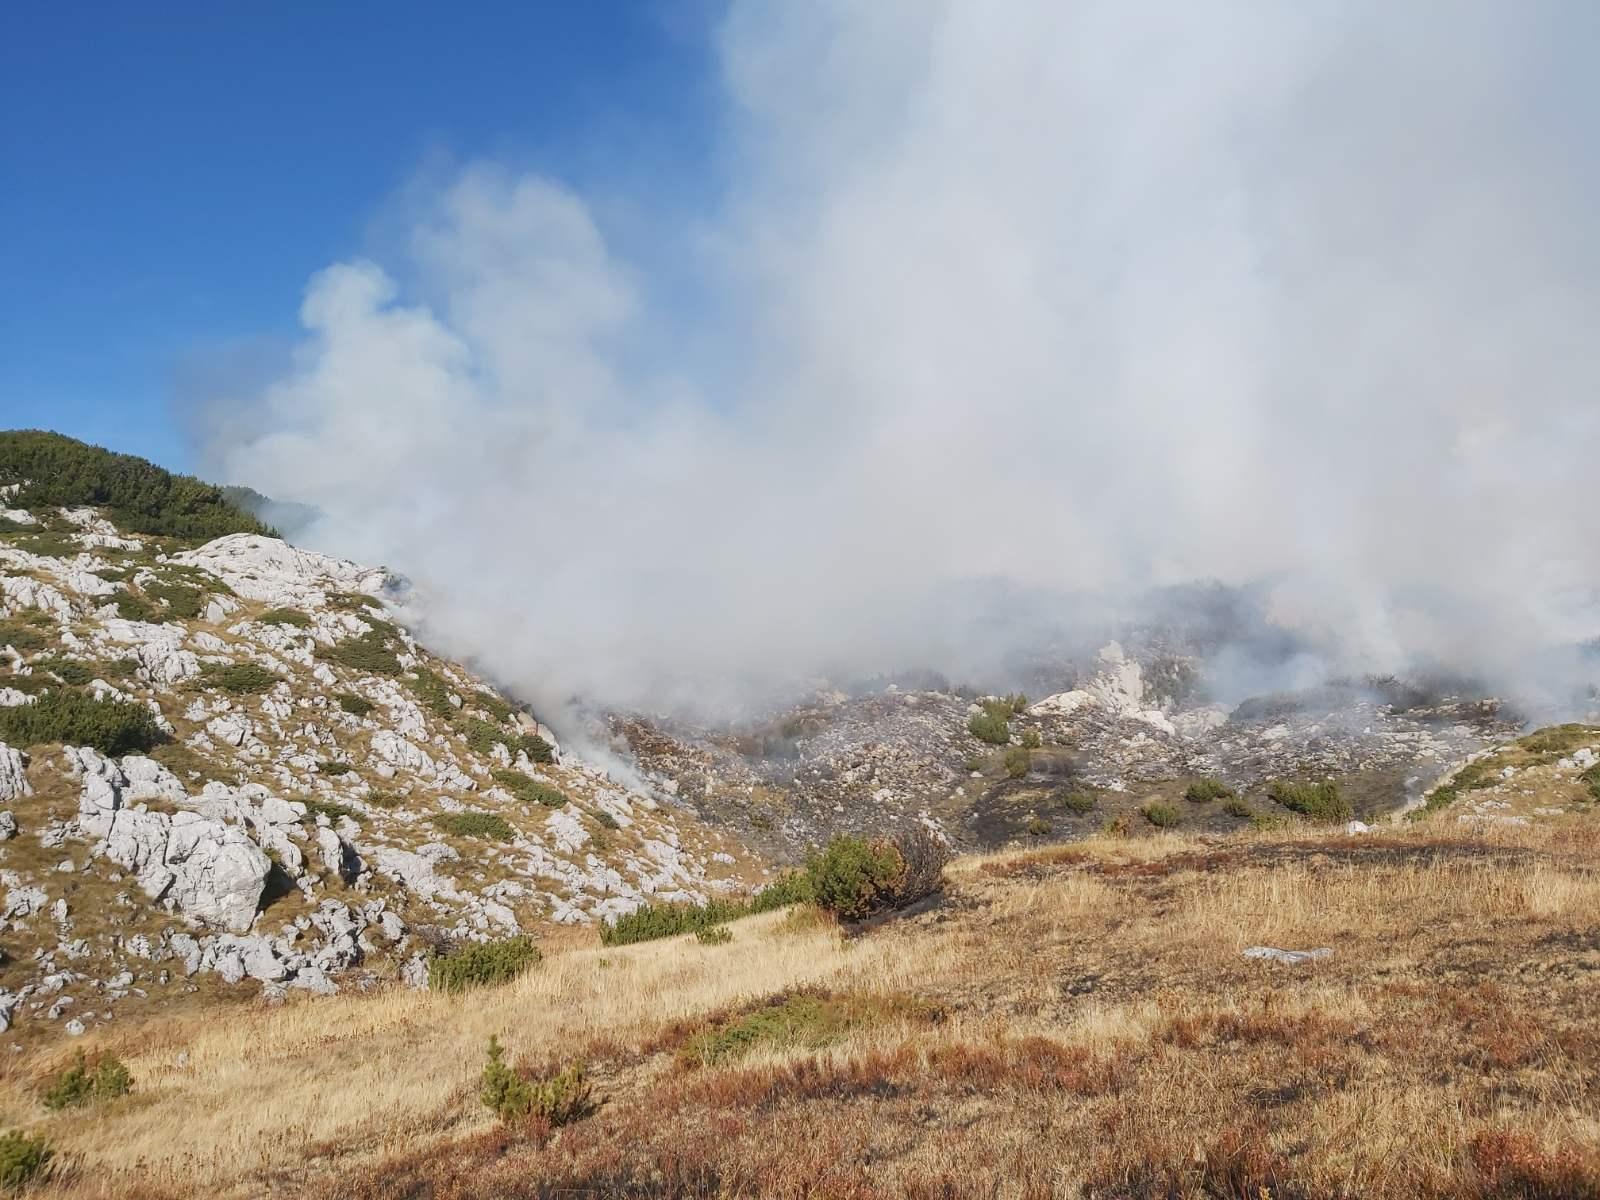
0;435;754;1043
614;640;1514;859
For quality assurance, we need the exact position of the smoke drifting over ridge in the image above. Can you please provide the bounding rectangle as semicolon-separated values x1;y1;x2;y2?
202;2;1600;718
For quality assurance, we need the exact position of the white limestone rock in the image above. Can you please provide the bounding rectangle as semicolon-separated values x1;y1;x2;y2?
171;534;390;607
0;743;29;801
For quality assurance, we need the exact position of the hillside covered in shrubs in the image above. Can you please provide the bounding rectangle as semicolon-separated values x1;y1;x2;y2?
0;430;273;541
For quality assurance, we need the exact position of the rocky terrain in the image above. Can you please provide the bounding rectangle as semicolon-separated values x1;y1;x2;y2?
612;640;1517;859
0;456;754;1044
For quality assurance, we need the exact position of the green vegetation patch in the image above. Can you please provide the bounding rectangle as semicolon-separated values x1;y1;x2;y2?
432;811;517;841
492;769;566;807
113;590;156;622
430;936;542;993
460;716;508;755
145;581;206;619
13;530;84;559
1003;745;1032;778
0;691;165;755
1184;777;1235;803
36;658;92;686
257;608;312;628
968;711;1010;745
301;798;358;824
1517;724;1600;756
0;429;272;540
600;873;812;947
517;733;555;763
317;629;402;677
316;760;354;777
0;619;50;653
408;667;457;719
327;590;382;611
336;692;375;717
1142;802;1181;828
474;691;514;723
1222;798;1255;820
478;1035;592;1126
1267;779;1351;822
199;662;279;695
1058;790;1098;815
678;991;929;1069
0;1130;53;1189
41;1052;132;1110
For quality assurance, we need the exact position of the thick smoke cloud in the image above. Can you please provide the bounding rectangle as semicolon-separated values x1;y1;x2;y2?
203;1;1600;718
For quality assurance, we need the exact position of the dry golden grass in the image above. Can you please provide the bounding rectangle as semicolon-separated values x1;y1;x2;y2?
7;813;1600;1198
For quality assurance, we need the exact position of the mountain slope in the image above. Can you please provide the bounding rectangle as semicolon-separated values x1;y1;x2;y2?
0;435;756;1042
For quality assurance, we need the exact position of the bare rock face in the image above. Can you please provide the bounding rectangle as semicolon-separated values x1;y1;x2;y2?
0;742;29;802
171;534;389;606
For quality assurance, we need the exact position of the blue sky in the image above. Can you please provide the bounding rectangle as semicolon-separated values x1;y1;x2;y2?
1;1;720;471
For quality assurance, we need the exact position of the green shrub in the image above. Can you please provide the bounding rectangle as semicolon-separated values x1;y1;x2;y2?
199;662;279;695
1003;746;1031;779
335;693;374;717
146;581;205;619
42;1052;132;1110
807;835;906;920
317;629;401;677
593;808;620;830
0;1130;52;1189
0;691;164;755
432;811;517;841
1026;815;1050;837
0;430;272;540
492;769;566;807
430;937;542;993
37;659;92;686
327;591;382;611
257;608;311;628
1583;764;1600;803
1222;798;1255;819
1267;779;1351;822
1184;777;1235;803
461;717;509;756
478;1036;592;1126
1059;790;1098;814
301;798;358;824
0;620;48;652
316;760;353;776
516;733;554;764
113;591;156;622
1020;727;1042;750
967;711;1010;745
600;872;813;947
1142;803;1182;828
408;668;457;719
475;692;514;723
694;925;733;946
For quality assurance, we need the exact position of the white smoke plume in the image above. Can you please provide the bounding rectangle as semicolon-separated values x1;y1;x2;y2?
201;1;1600;718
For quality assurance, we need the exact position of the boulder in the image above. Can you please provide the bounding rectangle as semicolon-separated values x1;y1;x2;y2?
164;813;271;933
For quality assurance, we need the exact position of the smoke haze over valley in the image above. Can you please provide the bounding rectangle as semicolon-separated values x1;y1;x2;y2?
197;1;1600;718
